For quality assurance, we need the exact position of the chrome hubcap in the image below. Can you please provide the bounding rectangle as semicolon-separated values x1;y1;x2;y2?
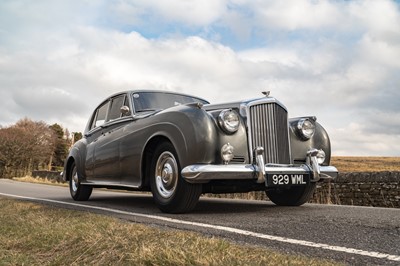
155;152;178;199
161;164;173;184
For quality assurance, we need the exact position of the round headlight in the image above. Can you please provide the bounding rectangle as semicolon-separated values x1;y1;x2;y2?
297;118;315;140
218;109;240;134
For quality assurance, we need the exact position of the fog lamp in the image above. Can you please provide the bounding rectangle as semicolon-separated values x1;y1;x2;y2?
221;143;234;164
316;149;326;165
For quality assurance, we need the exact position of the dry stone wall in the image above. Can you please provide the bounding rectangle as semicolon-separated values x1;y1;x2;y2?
311;171;400;208
31;171;64;183
205;171;400;208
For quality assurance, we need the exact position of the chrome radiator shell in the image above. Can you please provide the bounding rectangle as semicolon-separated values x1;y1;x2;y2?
244;99;291;164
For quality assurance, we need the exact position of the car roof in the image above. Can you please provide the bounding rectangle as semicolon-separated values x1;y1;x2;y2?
107;90;210;104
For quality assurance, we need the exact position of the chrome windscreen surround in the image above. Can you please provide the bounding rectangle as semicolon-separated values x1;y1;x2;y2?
241;98;292;165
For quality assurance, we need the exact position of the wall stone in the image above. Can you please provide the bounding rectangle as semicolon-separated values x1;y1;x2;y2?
31;171;63;183
310;171;400;208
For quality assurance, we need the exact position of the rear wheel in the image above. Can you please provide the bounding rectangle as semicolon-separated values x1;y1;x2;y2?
149;142;202;213
265;183;316;206
69;162;92;201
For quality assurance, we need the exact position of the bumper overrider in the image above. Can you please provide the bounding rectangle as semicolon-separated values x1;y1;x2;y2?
181;148;338;186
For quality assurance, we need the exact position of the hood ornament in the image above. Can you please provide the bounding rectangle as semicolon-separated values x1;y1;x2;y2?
262;91;270;97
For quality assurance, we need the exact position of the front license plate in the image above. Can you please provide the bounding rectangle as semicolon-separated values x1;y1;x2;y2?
266;173;310;187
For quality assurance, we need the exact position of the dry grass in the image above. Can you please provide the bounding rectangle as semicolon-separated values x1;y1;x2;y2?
13;175;67;186
331;157;400;172
0;198;340;266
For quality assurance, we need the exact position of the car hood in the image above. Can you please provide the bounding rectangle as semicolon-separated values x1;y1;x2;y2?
202;96;284;112
203;101;243;111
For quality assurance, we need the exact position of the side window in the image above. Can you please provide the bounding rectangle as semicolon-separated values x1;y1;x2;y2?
108;95;126;121
92;101;110;128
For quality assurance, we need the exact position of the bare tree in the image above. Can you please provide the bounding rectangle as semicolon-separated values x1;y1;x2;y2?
0;118;56;178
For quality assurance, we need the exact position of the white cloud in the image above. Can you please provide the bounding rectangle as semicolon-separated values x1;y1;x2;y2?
0;0;399;156
330;123;400;156
145;0;227;26
110;0;228;27
253;0;345;31
349;0;400;38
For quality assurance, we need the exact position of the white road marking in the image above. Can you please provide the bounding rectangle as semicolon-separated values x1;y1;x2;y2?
1;192;399;262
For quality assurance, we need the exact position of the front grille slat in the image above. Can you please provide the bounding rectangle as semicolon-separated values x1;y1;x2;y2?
248;103;290;164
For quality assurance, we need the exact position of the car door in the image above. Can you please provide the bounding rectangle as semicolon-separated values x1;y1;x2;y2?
84;99;110;180
92;94;132;182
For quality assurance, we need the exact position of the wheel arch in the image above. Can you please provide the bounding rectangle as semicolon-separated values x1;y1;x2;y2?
64;156;75;182
63;145;86;182
141;135;181;189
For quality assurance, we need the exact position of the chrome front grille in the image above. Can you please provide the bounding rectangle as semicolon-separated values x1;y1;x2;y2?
248;102;290;164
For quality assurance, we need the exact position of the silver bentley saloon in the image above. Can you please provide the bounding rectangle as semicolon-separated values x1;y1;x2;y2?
63;90;338;213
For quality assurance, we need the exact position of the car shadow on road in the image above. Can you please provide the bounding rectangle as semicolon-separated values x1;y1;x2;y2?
87;191;308;215
85;192;157;211
194;197;297;214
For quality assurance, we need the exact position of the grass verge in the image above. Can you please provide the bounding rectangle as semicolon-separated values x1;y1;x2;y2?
0;198;340;266
12;176;67;186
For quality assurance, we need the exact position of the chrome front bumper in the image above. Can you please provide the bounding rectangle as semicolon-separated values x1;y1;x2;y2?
181;148;338;184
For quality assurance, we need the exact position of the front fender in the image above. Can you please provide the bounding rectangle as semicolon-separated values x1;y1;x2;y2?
124;106;219;185
140;105;248;169
172;106;249;167
151;106;219;167
289;119;332;165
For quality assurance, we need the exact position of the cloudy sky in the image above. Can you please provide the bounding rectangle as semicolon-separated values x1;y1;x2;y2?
1;0;399;156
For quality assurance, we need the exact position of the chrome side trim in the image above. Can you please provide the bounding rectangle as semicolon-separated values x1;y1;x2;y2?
81;181;141;189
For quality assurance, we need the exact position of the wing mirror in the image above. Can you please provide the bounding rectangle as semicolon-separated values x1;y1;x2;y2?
120;105;130;116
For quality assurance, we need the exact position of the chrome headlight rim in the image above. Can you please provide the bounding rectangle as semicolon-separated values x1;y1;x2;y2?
296;118;316;140
218;109;240;134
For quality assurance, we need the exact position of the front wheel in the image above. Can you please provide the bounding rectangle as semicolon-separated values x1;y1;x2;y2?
149;142;202;213
69;162;93;201
265;183;316;206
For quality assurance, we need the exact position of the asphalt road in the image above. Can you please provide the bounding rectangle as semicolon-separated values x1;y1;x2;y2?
0;179;399;265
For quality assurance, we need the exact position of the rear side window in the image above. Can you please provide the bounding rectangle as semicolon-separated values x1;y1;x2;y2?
108;95;126;121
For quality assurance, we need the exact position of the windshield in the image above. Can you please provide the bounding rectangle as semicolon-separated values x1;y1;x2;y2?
132;92;209;112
